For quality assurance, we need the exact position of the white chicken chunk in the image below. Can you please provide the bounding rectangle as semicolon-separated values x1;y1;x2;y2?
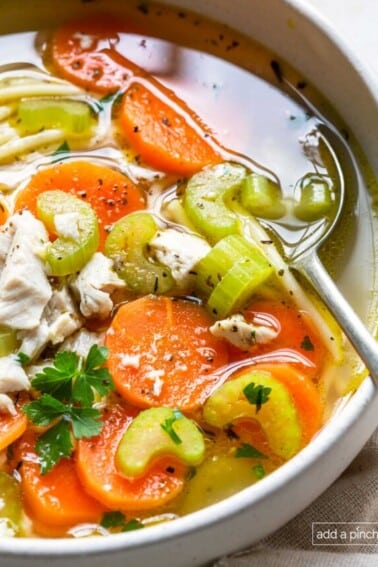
150;229;211;287
18;286;82;359
70;252;125;319
59;328;104;358
0;393;17;416
0;220;15;270
0;354;30;415
0;211;51;329
210;313;278;350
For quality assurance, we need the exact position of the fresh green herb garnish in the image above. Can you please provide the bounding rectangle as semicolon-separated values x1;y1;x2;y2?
35;420;73;475
94;90;123;112
235;443;267;460
243;382;271;412
253;463;266;479
52;140;70;160
160;409;183;445
32;346;113;404
300;335;314;351
23;345;113;474
100;511;144;532
16;352;30;365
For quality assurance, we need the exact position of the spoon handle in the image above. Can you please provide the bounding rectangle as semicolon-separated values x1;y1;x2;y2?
293;252;378;383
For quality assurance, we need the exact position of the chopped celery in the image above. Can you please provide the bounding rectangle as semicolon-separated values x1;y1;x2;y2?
203;371;302;459
194;234;266;296
0;325;19;356
294;175;333;221
104;212;174;294
207;255;273;318
241;173;286;219
17;99;92;135
37;190;99;276
184;162;247;242
0;471;22;537
116;407;205;477
178;456;260;515
163;198;198;233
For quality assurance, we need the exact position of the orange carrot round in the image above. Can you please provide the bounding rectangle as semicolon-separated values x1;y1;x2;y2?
50;15;141;93
50;18;222;175
232;299;327;378
0;200;8;225
76;403;186;511
14;160;145;249
105;296;229;412
234;362;323;446
119;79;222;175
14;432;106;530
0;407;27;452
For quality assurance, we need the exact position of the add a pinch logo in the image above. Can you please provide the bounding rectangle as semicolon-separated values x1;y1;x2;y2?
312;522;378;546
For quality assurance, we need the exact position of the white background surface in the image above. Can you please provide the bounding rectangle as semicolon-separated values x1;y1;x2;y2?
304;0;378;78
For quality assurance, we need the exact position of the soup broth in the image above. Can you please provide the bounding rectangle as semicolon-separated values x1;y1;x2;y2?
0;0;375;539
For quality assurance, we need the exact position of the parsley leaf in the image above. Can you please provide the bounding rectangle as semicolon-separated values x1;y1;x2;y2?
235;443;267;459
253;463;266;479
100;511;144;532
35;419;73;474
32;352;78;400
300;335;314;351
23;346;113;473
243;382;271;412
73;345;113;405
16;352;30;365
160;409;183;445
123;519;144;532
101;511;127;529
70;406;102;439
32;346;114;404
23;394;68;427
52;140;70;163
95;90;123;112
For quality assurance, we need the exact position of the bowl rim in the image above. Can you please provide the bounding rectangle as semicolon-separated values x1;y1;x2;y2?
1;0;377;558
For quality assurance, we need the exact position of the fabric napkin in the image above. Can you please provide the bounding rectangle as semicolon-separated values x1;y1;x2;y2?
215;428;378;566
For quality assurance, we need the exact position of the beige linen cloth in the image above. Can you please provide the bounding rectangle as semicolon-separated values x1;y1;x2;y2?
215;429;378;567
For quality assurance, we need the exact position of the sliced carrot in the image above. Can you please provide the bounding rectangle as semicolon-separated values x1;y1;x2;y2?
231;299;327;378
76;403;186;511
14;160;145;249
119;79;222;175
50;18;222;175
0;199;8;225
233;362;323;446
105;296;229;412
49;15;142;93
14;431;106;530
0;407;27;452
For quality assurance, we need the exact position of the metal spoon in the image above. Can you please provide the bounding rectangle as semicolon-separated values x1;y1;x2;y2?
259;80;378;382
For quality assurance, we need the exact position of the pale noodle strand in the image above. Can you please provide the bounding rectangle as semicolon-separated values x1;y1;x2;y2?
0;83;82;103
0;128;65;162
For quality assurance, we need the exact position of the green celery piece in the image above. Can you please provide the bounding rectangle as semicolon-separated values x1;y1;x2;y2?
178;455;261;515
194;234;264;296
0;325;19;356
203;371;302;460
37;190;99;276
294;175;333;222
241;173;286;219
17;99;92;135
104;212;174;294
116;407;205;477
207;252;273;318
184;162;247;242
0;471;23;536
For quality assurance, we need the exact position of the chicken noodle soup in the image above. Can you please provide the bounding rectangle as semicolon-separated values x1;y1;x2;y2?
0;0;371;538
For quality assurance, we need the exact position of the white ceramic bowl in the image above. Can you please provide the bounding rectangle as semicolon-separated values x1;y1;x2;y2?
1;1;377;566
